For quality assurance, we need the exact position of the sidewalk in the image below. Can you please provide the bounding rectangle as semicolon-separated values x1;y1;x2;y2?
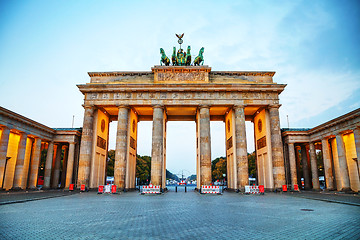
286;190;360;206
0;189;76;205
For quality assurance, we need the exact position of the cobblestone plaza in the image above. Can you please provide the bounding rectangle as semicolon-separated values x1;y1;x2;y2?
1;190;359;239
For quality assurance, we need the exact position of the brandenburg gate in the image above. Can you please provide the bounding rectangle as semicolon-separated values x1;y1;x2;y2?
77;66;286;192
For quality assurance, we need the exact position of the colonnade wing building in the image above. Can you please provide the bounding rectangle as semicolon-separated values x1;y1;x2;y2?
0;65;359;192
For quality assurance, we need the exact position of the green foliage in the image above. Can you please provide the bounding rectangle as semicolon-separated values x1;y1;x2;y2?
188;174;196;181
166;170;179;181
248;152;256;177
211;157;226;182
107;150;115;176
136;155;151;185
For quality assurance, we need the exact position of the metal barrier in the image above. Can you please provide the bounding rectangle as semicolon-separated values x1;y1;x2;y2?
201;185;221;194
141;184;161;194
245;185;265;194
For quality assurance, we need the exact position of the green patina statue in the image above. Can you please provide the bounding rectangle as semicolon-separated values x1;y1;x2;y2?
172;47;178;66
193;47;204;66
186;46;191;66
160;48;170;66
160;34;204;66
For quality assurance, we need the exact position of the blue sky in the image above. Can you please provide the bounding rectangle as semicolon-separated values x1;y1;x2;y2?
0;0;359;176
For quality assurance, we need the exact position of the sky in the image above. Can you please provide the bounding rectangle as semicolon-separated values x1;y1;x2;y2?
0;0;359;177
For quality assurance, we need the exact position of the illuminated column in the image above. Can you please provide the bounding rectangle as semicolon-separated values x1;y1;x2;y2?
234;105;248;191
43;141;54;188
0;127;10;189
12;133;28;189
301;144;311;190
52;144;62;188
65;142;76;188
288;143;298;190
309;142;320;190
199;106;212;186
321;138;334;190
335;133;351;191
114;106;129;190
268;105;286;189
77;105;95;187
353;128;360;175
151;105;164;187
60;146;68;188
28;138;42;189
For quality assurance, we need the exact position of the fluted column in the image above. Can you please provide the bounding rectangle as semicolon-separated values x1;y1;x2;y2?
0;127;10;189
198;106;212;186
335;133;350;191
288;143;298;190
268;105;286;189
65;142;76;188
52;144;62;188
321;138;334;190
28;138;42;189
12;133;28;189
234;105;248;190
77;106;95;187
301;144;311;190
151;105;164;187
114;106;130;190
353;128;360;176
43;141;54;188
309;142;320;190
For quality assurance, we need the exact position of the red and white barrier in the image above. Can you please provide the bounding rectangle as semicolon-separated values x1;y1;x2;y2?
201;185;221;194
245;185;265;194
141;184;161;194
98;185;104;194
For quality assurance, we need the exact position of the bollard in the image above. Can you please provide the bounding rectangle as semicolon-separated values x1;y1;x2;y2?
111;184;117;194
175;186;177;192
282;185;287;192
259;185;265;194
98;185;104;194
69;184;74;191
185;186;187;192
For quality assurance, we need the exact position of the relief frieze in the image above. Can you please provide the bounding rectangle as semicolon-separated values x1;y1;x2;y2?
86;91;278;101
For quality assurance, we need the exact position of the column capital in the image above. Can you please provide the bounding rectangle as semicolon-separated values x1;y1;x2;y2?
233;104;246;109
268;104;281;109
198;104;210;109
116;104;130;109
152;104;164;109
82;104;95;109
0;125;10;130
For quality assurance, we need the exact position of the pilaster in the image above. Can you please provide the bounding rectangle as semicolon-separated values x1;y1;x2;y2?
0;127;10;189
43;141;54;188
28;137;42;189
12;133;28;189
335;133;351;191
321;138;334;190
65;142;76;188
288;143;298;190
309;142;320;190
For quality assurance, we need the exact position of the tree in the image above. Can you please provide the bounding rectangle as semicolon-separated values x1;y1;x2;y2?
136;155;151;185
248;152;256;177
107;150;115;176
211;157;226;182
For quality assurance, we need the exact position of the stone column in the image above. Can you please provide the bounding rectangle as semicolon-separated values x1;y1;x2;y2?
335;133;351;191
301;144;311;190
199;106;212;186
151;105;164;187
234;105;248;191
114;106;130;190
309;142;320;190
77;106;95;187
12;133;28;189
60;146;68;188
65;142;76;188
321;138;334;190
43;142;54;188
288;143;298;190
28;138;42;189
0;127;10;189
52;144;62;188
268;105;286;189
353;128;360;176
